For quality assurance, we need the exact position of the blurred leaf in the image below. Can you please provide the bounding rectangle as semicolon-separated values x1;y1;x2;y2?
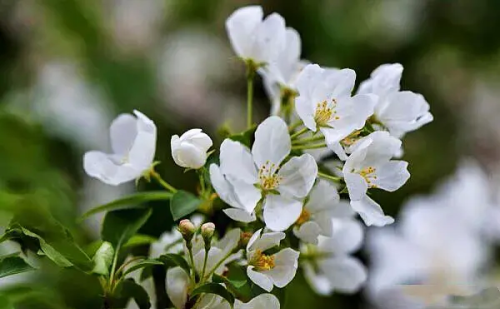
113;278;151;309
158;254;190;275
229;126;256;148
0;294;13;309
80;191;172;220
190;283;234;307
170;191;201;221
101;208;153;247
91;242;114;276
123;234;157;249
0;253;34;279
122;260;163;277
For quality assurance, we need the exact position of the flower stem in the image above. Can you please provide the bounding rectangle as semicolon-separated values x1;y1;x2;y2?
202;250;234;282
200;248;209;284
150;170;177;193
288;121;303;132
291;142;327;150
198;169;206;196
246;64;256;129
290;128;308;140
186;244;197;283
292;135;324;145
318;172;342;183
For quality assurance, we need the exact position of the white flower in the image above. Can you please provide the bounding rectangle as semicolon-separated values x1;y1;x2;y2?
293;180;354;244
171;129;213;169
191;228;242;278
343;131;409;226
295;64;376;156
166;266;190;309
210;116;318;231
358;63;433;138
226;6;286;65
203;294;280;309
301;217;366;295
83;110;156;185
246;229;299;292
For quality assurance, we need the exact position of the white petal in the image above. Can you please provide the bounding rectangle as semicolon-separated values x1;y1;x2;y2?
327;68;356;99
172;141;206;169
320;257;367;293
277;154;318;199
265;248;299;288
225;6;263;59
180;129;213;151
235;294;280;309
247;266;274;292
83;151;139;185
294;222;321;244
229;177;262;213
344;172;368;201
252;116;291;168
295;96;317;131
166;267;189;309
302;262;333;296
358;131;402;167
217;228;242;256
220;139;257;184
110;113;137;155
193;247;223;275
321;218;364;254
128;110;157;171
247;229;285;252
306;180;340;212
209;164;244;209
351;196;394;227
263;194;303;232
223;208;256;223
253;13;287;63
358;63;403;96
372;161;410;192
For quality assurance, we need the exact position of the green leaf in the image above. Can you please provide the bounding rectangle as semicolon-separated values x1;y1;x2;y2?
158;254;190;275
122;260;164;277
91;242;114;276
113;278;151;309
0;254;34;279
213;274;246;289
190;283;235;307
101;208;153;247
80;191;172;220
170;191;201;221
229;126;256;148
0;294;13;309
123;234;157;249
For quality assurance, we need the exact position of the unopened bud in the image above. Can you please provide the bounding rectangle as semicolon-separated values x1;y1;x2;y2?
179;219;196;244
201;222;215;250
239;231;253;248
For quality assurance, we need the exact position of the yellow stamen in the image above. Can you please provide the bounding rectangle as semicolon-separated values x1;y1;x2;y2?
252;250;275;271
296;209;311;226
314;99;339;126
258;160;282;190
359;166;377;188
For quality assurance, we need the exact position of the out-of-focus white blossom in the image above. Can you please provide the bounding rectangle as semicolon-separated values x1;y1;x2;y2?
343;131;409;226
84;110;156;186
246;229;299;292
171;129;213;169
210;116;317;231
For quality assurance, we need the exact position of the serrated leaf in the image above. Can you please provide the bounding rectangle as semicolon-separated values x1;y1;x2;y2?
0;254;34;279
123;234;157;249
113;278;151;309
191;283;235;307
123;260;164;277
80;191;172;220
158;254;190;275
101;208;153;247
170;191;201;221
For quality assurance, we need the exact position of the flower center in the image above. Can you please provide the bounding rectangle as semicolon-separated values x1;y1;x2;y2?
295;209;311;226
358;166;377;188
314;99;339;127
251;250;275;271
258;161;282;191
341;130;362;146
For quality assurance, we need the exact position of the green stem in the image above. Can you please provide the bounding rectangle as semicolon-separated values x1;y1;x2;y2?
198;170;206;196
288;121;303;132
203;250;234;282
290;128;309;140
150;170;177;193
200;248;209;284
292;135;324;145
291;142;327;151
187;244;197;283
246;65;256;129
317;172;341;183
108;241;122;293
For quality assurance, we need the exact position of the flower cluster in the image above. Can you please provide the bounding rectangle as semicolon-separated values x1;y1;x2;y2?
76;4;433;309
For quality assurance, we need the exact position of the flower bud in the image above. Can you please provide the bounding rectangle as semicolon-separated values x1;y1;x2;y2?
171;129;213;169
201;222;215;250
178;219;196;243
239;231;253;248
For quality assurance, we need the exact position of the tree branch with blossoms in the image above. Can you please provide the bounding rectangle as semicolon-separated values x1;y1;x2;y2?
0;4;433;309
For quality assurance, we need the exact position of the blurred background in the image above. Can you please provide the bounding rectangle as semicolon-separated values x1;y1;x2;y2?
1;0;500;308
